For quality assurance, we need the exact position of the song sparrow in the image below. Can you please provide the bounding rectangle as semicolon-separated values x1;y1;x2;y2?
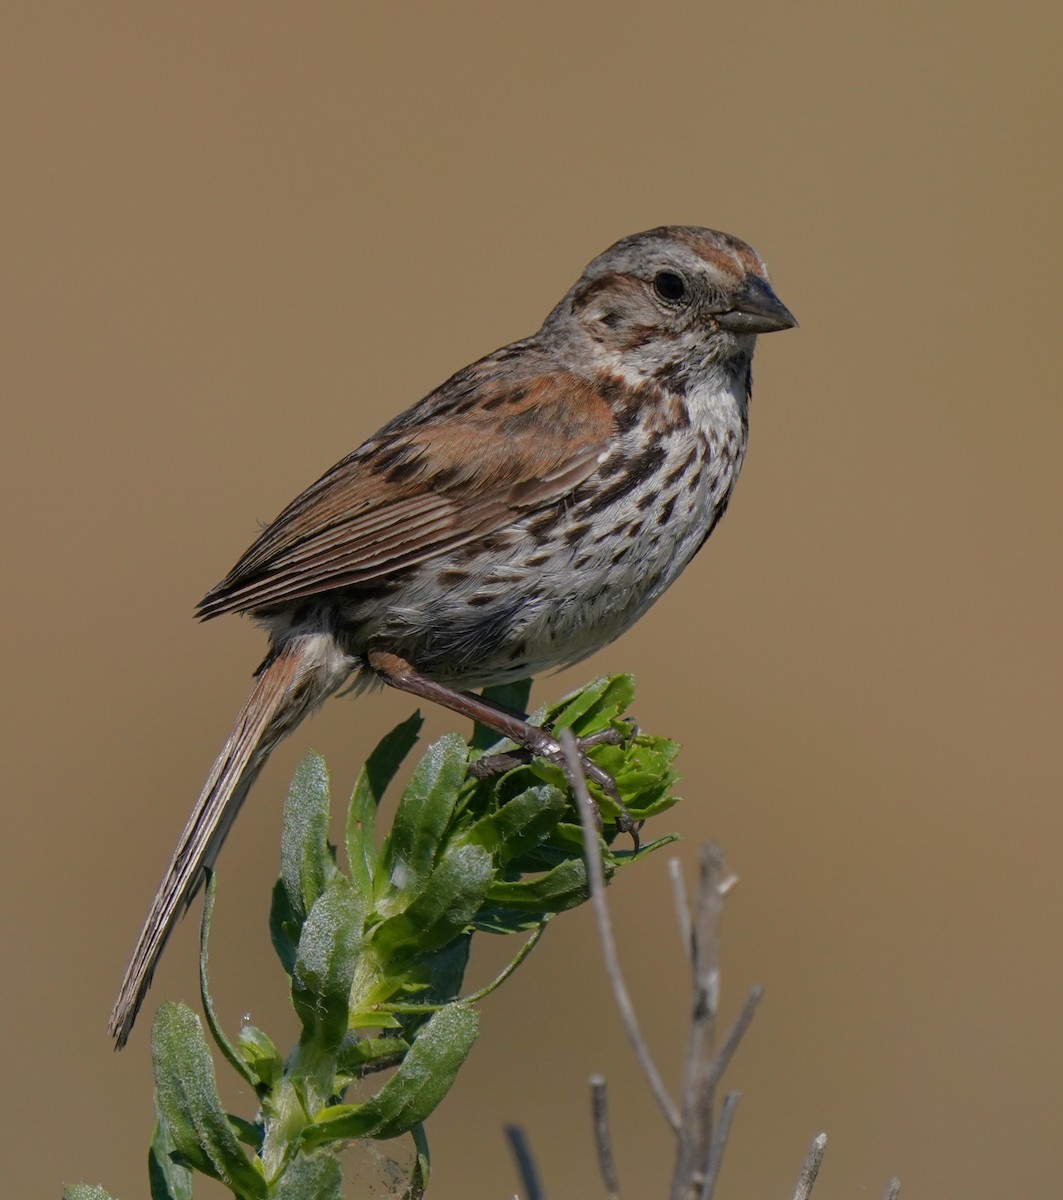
110;225;795;1046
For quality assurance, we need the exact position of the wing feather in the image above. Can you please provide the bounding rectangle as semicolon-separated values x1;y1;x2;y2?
197;366;615;619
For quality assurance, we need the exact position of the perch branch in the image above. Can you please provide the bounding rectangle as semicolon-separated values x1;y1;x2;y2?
560;729;680;1133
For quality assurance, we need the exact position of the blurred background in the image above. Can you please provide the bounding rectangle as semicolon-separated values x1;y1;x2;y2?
3;3;1060;1197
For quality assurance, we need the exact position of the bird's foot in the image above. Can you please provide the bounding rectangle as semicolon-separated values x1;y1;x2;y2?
471;722;641;851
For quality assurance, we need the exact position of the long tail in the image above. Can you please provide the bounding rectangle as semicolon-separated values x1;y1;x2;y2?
109;632;354;1047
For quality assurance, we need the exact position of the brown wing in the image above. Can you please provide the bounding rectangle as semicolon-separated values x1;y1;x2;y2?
197;368;615;618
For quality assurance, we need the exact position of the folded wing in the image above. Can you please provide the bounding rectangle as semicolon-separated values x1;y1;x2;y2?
197;369;616;618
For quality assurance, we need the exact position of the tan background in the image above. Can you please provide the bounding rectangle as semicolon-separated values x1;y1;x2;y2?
3;3;1060;1197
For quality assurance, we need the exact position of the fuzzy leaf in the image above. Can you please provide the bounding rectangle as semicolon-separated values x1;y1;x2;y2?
152;1003;267;1198
280;752;339;927
484;856;613;912
274;1152;343;1200
238;1024;283;1091
292;879;366;1053
148;1098;194;1200
383;733;468;901
463;784;567;861
371;844;492;960
336;1035;410;1076
63;1187;116;1200
303;1004;479;1145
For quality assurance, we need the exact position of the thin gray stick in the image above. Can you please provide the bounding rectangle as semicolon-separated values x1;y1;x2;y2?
881;1177;902;1199
706;986;763;1091
559;729;680;1132
589;1074;621;1200
791;1133;828;1200
504;1124;544;1200
668;856;693;955
671;846;727;1197
699;1091;741;1200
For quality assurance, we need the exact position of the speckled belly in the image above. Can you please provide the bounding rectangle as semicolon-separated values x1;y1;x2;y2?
348;419;744;688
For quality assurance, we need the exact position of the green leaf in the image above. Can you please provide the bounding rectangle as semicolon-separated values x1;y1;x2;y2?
149;1098;194;1200
590;734;681;819
270;752;346;979
269;876;302;976
151;1002;268;1199
544;676;611;732
238;1024;283;1091
371;844;493;959
472;905;551;934
485;856;612;912
463;783;567;861
347;1008;404;1031
547;674;637;737
347;712;422;903
336;1035;410;1076
392;934;472;1016
292;879;366;1053
228;1114;264;1150
274;1152;343;1200
79;676;684;1200
547;820;602;855
303;1004;479;1145
63;1187;116;1200
383;733;468;902
471;679;533;750
589;674;637;726
280;752;339;928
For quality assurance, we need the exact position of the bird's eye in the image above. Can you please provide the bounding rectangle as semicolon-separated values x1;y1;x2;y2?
653;270;689;303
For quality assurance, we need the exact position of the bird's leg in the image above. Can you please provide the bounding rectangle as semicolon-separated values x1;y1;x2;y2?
366;649;639;846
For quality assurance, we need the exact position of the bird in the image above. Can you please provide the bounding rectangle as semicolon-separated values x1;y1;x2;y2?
109;225;796;1046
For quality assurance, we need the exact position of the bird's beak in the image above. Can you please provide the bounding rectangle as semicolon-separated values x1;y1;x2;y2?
715;276;798;334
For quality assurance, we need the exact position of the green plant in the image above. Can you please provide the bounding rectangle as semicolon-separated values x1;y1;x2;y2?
66;676;679;1199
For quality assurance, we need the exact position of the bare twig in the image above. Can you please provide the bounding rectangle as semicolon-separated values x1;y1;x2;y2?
670;846;743;1198
707;987;763;1092
699;1091;741;1200
504;1124;544;1200
671;847;724;1196
550;737;891;1199
560;730;680;1133
668;856;693;954
791;1133;828;1200
589;1075;621;1200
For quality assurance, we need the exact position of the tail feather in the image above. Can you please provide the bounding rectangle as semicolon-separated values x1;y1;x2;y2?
109;632;353;1047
